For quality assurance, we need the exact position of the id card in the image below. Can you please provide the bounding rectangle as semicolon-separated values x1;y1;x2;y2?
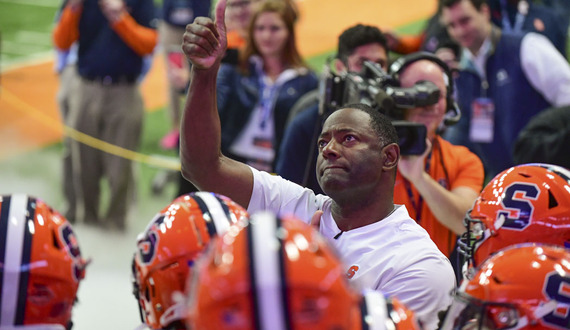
469;97;495;143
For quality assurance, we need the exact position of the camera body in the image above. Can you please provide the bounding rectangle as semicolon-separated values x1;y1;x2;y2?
320;60;441;155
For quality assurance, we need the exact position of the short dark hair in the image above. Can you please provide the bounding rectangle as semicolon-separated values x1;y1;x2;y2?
338;103;398;147
337;24;388;64
441;0;485;10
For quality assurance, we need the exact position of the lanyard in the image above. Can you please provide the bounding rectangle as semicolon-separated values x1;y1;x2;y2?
500;0;527;33
404;148;433;224
257;74;279;130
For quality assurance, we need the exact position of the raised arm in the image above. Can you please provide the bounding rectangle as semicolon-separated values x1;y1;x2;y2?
180;0;253;208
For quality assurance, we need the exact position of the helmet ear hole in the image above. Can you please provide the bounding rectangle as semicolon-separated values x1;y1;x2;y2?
548;190;558;209
144;284;151;302
491;276;503;284
52;230;61;249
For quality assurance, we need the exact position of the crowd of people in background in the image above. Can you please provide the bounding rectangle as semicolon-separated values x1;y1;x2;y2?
2;0;570;328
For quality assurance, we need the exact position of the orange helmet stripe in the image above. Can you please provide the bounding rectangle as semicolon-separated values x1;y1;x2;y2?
0;194;34;326
360;290;388;330
193;192;233;237
0;195;10;301
247;212;290;330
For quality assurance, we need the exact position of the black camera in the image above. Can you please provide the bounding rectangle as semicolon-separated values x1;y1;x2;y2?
320;61;440;155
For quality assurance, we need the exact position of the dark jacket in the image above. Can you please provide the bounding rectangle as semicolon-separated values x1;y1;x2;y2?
216;59;318;169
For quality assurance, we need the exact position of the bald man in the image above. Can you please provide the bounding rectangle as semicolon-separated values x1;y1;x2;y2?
391;55;484;262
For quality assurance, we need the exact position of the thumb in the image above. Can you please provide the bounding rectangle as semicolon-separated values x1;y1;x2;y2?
215;0;227;42
310;210;323;230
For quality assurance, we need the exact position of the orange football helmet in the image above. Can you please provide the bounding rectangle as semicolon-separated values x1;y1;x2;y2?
458;163;570;275
442;244;570;330
357;289;423;330
132;192;248;330
187;211;359;330
0;194;87;329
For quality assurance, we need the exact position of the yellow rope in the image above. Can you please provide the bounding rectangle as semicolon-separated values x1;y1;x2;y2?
2;88;181;171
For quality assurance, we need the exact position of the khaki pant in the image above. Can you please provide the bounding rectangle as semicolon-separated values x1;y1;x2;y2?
66;72;143;228
58;65;80;222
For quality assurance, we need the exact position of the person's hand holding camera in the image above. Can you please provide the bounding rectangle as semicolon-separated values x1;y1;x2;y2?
398;138;432;183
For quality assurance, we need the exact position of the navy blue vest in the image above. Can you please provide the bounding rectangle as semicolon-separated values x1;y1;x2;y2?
76;0;157;78
443;31;551;178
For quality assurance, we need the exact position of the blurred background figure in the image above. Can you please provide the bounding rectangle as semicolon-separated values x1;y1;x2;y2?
384;1;452;56
52;0;80;226
186;212;359;330
225;0;298;58
217;0;318;172
513;105;570;170
440;0;570;179
356;290;423;330
225;0;261;54
53;42;80;225
154;0;212;203
433;39;462;74
442;244;570;330
0;194;88;329
458;163;570;278
132;192;248;330
159;0;212;150
52;0;158;230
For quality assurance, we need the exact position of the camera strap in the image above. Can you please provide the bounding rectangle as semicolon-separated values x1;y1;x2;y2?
403;149;433;224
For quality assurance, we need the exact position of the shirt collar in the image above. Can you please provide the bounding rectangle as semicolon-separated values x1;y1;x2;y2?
459;26;501;76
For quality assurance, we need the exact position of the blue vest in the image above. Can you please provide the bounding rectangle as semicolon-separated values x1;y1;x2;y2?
443;31;551;178
76;0;157;78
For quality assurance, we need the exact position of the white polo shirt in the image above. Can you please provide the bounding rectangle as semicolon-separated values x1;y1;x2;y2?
248;167;455;330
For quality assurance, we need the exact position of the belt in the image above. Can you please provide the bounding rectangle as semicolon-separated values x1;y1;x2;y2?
81;74;137;85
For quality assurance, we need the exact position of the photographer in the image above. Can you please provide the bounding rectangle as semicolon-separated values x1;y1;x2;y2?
275;24;389;194
390;53;484;262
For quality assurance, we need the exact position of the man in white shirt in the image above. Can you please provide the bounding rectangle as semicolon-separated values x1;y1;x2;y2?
179;1;455;328
440;0;570;179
